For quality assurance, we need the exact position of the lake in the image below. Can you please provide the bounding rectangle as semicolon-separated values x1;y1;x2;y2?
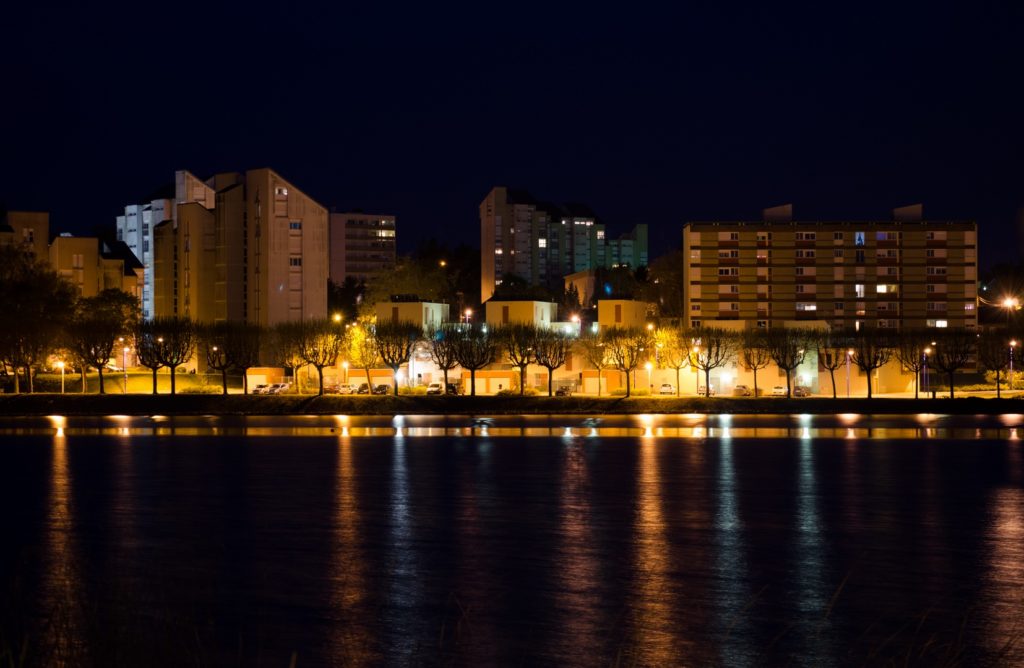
0;413;1021;666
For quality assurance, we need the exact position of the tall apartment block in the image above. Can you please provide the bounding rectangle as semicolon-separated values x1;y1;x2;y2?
151;168;328;326
328;212;396;284
682;205;978;331
480;186;648;303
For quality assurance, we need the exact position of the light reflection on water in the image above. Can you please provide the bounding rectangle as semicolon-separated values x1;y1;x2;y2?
2;414;1021;665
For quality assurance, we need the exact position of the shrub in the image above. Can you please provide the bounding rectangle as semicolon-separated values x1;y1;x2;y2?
399;385;428;395
179;385;221;395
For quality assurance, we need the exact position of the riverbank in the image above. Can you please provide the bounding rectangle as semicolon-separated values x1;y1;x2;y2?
0;393;1021;416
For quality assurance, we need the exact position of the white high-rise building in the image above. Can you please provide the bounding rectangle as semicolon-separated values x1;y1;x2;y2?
116;197;172;319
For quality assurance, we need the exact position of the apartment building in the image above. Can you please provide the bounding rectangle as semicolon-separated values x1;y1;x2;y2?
682;205;978;331
49;234;143;301
151;168;328;326
329;212;396;284
480;186;648;302
0;211;50;259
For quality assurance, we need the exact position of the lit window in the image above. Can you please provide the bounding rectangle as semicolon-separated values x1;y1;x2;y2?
796;303;817;311
855;284;865;298
538;238;547;248
495;249;503;255
855;232;865;246
876;285;887;293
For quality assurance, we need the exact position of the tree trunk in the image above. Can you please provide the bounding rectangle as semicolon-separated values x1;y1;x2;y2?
705;368;711;398
914;368;919;399
675;367;681;397
996;370;1001;399
865;369;873;399
152;368;158;394
470;369;477;396
243;371;249;395
949;372;955;399
597;369;602;397
28;367;34;393
624;368;631;397
318;366;326;396
392;368;398;396
170;366;177;395
80;368;87;393
828;368;836;399
785;370;791;399
222;368;228;395
98;366;106;394
548;368;554;397
754;369;760;398
442;367;449;390
520;366;526;395
13;367;20;394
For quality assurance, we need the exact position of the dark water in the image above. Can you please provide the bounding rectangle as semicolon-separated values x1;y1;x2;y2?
1;414;1022;666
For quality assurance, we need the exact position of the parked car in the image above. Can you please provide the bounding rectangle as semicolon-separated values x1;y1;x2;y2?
793;385;812;397
659;383;675;395
267;382;291;395
771;385;787;396
732;384;752;397
252;384;270;395
426;382;444;395
356;383;370;395
698;385;716;396
555;385;573;396
371;384;390;395
446;383;463;395
336;383;356;395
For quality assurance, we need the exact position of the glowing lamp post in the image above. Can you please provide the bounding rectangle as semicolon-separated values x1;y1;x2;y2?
1003;297;1020;326
56;361;65;394
123;346;131;393
1011;340;1018;392
645;361;653;391
333;313;343;324
464;308;473;324
342;361;349;384
845;349;854;398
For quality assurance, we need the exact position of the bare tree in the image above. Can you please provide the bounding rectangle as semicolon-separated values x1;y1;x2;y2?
347;322;379;390
65;288;140;394
690;329;737;397
152;317;196;395
271;322;307;394
850;330;893;399
133;320;164;394
654;327;691;398
976;330;1010;398
604;327;651;397
427;324;461;390
892;329;931;399
739;329;772;398
816;331;852;399
226;322;263;394
534;329;572;396
577;332;611;396
494;323;539;395
766;328;812;399
202;322;233;395
375;320;421;396
453;326;496;396
930;329;975;399
298;319;347;396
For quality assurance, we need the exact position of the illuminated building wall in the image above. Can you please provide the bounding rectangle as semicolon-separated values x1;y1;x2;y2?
682;205;978;331
329;212;396;284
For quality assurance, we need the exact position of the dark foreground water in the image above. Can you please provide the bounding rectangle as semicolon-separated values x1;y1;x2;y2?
1;413;1022;666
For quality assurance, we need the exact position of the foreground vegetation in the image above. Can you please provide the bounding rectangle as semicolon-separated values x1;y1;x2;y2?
0;393;1021;416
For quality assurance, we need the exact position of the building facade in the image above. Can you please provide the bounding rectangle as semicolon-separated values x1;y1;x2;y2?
151;168;328;326
49;235;143;301
329;212;396;284
682;206;978;331
374;299;448;333
0;211;50;259
480;186;648;303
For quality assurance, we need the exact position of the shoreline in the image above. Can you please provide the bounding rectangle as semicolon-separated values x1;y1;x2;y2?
0;394;1021;416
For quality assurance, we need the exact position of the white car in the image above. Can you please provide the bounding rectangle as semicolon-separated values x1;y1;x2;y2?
771;385;787;396
252;384;270;395
698;385;716;396
426;382;443;395
659;383;675;395
336;383;357;395
267;382;292;395
732;384;753;397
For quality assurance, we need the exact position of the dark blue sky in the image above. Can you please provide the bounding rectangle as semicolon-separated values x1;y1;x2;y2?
3;2;1022;267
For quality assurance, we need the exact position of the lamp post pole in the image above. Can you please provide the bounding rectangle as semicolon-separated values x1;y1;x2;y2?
1011;340;1017;393
845;349;852;398
123;346;130;394
57;361;65;394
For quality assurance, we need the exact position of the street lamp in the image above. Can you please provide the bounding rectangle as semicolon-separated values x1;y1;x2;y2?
693;345;701;394
123;345;131;393
342;360;349;384
333;313;343;323
464;308;473;324
56;361;65;394
645;361;653;391
1007;340;1015;391
1003;297;1020;326
845;348;854;398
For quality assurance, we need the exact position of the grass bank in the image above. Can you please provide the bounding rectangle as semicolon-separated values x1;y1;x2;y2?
0;393;1021;416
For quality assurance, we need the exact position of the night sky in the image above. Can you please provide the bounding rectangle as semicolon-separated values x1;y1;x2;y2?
3;2;1022;267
